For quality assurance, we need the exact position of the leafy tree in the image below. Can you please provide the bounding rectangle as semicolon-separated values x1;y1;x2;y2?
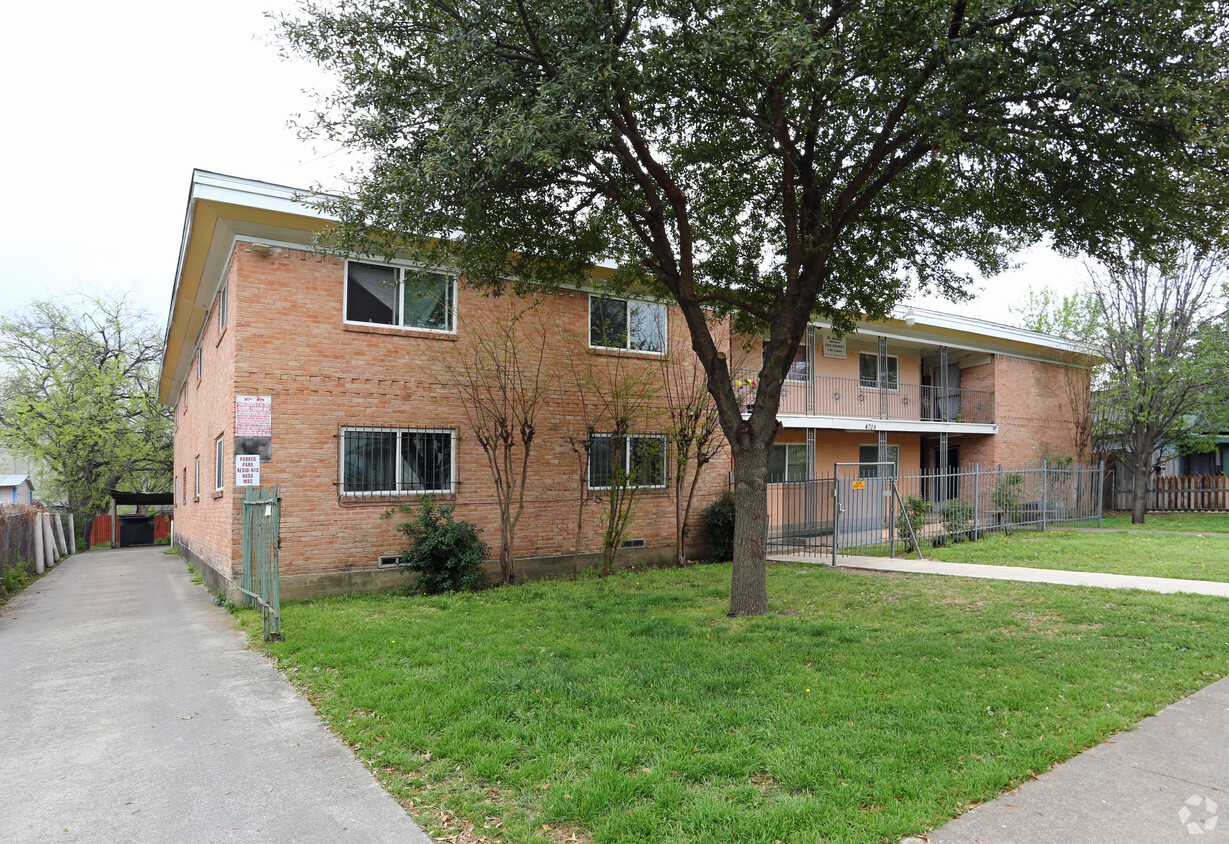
1086;244;1229;523
0;296;172;522
280;0;1229;614
442;299;551;585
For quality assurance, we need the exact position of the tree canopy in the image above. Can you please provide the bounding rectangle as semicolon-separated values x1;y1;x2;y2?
0;296;172;517
281;0;1229;613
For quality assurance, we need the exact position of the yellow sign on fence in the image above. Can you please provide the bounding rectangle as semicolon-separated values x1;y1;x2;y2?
851;480;867;490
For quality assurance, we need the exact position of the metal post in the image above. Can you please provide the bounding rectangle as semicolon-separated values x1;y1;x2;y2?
878;336;889;419
1097;460;1105;527
973;464;980;535
1041;459;1048;532
68;513;76;555
831;471;840;568
111;497;118;549
889;478;897;558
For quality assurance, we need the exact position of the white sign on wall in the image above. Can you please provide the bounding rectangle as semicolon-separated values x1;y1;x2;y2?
822;333;847;359
235;395;272;437
235;454;261;487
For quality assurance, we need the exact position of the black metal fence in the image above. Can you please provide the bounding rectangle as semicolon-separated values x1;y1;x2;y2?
768;461;1104;560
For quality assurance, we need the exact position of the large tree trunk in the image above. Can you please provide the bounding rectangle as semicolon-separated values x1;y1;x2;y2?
1129;460;1150;525
727;433;773;616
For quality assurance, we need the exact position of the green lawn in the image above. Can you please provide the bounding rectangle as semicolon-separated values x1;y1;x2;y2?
242;563;1229;844
1098;512;1229;533
924;528;1229;582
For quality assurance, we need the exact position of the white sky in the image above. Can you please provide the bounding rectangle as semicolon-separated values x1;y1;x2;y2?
0;1;1087;333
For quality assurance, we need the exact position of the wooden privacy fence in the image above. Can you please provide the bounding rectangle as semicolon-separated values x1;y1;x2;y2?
89;513;173;547
1152;475;1229;511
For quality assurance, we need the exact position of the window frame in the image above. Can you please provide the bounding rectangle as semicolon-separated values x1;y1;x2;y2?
343;259;457;334
339;426;456;496
588;294;667;354
858;352;900;390
194;456;200;500
768;443;809;483
587;433;668;490
214;436;225;492
218;281;229;329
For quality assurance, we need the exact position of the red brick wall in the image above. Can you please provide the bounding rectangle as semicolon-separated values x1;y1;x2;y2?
982;355;1084;466
176;244;732;585
172;255;238;581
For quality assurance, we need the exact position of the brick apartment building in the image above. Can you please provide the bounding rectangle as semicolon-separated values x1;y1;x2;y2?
160;170;1089;599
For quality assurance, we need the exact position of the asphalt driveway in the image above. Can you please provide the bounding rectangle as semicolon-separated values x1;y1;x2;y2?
0;546;432;843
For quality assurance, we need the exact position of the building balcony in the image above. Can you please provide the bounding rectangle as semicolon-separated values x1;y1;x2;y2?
734;371;995;428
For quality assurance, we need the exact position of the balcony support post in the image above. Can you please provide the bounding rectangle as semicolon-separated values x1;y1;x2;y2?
878;336;889;419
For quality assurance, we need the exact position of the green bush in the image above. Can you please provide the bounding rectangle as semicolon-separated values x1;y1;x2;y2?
993;472;1025;526
896;495;931;552
704;491;736;561
940;497;976;540
392;496;489;594
1;562;31;599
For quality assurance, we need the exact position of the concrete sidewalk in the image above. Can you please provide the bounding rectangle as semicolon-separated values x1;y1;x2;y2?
769;553;1229;598
915;674;1229;843
0;547;432;843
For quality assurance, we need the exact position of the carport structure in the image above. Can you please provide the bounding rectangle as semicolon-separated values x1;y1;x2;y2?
107;490;174;548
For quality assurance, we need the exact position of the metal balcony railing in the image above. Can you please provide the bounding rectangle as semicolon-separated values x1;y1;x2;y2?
733;371;995;424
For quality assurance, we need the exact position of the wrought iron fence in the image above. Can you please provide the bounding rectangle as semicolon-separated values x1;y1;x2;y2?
767;461;1104;559
732;370;994;423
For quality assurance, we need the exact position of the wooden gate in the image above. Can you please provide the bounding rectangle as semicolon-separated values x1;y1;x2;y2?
241;485;283;641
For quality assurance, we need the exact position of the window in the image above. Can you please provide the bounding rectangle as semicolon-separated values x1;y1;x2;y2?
589;295;666;353
197;347;203;381
588;434;667;489
182;468;187;504
341;428;454;494
194;457;200;499
219;281;229;329
762;341;809;381
858;444;900;478
859;353;899;389
215;436;225;492
345;261;455;332
768;443;808;482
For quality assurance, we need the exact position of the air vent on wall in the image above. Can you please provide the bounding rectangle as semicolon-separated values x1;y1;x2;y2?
621;539;645;549
378;555;400;568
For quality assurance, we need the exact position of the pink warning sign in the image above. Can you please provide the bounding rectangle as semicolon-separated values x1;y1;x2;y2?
235;395;272;437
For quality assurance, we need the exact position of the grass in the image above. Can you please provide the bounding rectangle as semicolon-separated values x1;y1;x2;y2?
1097;512;1229;533
924;527;1229;582
240;563;1229;844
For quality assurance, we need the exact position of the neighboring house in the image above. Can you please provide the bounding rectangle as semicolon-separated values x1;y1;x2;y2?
160;170;1091;599
0;475;35;506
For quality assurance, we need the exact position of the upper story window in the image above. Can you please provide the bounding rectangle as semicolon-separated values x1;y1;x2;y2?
218;281;229;329
859;353;898;390
345;261;455;333
762;341;809;382
341;427;454;495
588;434;667;490
214;436;225;492
589;295;666;353
197;347;203;381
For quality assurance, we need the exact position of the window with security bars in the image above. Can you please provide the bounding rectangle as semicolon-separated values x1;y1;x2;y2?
588;434;667;489
341;427;454;494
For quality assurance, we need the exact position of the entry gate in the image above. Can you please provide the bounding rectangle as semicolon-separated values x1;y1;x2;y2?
241;484;283;641
831;462;921;564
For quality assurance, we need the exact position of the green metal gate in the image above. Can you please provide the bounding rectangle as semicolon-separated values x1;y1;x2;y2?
241;484;283;642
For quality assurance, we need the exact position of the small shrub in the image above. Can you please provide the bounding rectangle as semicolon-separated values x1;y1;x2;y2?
896;496;931;552
704;491;736;561
393;496;490;594
940;497;975;540
993;472;1025;527
2;562;31;598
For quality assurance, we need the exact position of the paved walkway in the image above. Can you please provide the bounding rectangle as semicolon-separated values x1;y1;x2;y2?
770;552;1229;842
0;547;432;843
768;553;1229;598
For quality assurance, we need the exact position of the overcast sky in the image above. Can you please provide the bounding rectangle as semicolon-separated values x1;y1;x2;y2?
0;1;1088;333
